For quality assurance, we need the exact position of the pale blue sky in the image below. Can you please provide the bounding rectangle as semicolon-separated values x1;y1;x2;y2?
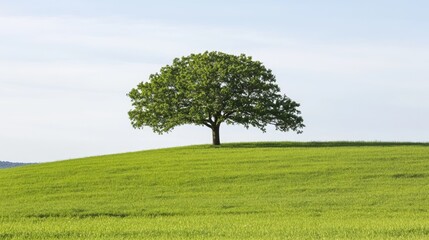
1;1;428;162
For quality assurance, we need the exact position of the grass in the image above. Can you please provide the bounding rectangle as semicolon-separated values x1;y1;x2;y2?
1;142;429;239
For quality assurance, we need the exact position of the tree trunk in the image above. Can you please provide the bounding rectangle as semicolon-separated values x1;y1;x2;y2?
212;124;221;145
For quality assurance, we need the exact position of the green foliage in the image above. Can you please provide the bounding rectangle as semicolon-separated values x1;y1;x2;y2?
1;142;429;239
128;51;304;144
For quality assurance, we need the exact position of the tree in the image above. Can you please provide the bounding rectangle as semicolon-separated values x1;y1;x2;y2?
128;51;304;145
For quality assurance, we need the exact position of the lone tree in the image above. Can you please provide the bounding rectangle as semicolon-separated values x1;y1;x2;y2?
128;51;304;145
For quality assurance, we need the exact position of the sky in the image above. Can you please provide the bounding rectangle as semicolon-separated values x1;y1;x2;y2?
1;1;429;163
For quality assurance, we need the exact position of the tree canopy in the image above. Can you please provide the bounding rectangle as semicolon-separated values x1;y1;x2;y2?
128;51;304;145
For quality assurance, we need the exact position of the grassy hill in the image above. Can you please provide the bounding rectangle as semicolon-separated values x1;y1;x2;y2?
1;142;429;239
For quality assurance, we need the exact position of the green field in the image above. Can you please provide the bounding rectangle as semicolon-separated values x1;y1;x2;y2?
1;142;429;239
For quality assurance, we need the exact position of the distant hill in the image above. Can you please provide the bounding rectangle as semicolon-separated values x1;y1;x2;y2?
0;161;29;169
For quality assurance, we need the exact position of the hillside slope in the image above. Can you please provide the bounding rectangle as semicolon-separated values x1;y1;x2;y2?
0;142;429;239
